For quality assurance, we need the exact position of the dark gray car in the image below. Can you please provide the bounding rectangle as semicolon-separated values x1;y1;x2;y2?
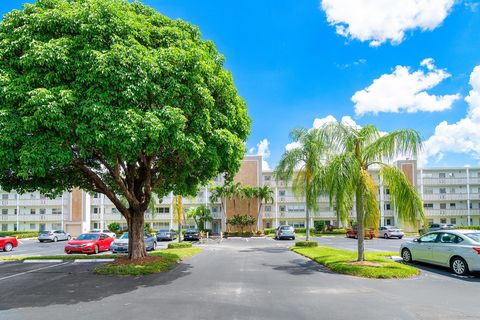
110;232;157;253
156;229;177;241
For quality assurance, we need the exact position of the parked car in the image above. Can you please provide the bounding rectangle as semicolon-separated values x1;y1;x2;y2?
346;227;375;239
0;235;18;252
379;226;404;239
110;232;157;253
64;233;114;254
275;225;295;240
400;230;480;275
38;230;71;242
184;229;200;241
156;229;177;241
89;229;117;238
419;223;455;235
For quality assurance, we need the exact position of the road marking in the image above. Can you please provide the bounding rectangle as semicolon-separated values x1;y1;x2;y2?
0;262;70;281
23;259;63;263
73;259;114;263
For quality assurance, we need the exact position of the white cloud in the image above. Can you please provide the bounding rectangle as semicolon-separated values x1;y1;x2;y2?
285;141;302;151
352;59;460;115
248;138;272;170
421;65;480;166
321;0;455;46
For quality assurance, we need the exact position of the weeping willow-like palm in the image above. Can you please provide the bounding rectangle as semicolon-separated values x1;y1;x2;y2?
274;128;326;241
255;185;274;230
319;122;426;261
240;186;257;216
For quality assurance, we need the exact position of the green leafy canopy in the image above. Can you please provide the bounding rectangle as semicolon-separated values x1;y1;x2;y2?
0;0;251;213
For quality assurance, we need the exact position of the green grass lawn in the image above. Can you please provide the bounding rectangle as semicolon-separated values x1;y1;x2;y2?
95;247;202;276
292;246;419;279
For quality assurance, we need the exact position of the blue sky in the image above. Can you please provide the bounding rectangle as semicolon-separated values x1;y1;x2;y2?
2;0;480;169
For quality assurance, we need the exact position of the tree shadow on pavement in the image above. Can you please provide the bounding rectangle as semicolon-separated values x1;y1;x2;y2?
0;261;193;310
262;258;334;276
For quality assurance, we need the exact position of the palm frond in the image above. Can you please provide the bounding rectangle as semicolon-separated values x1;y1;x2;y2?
379;164;426;228
360;169;380;230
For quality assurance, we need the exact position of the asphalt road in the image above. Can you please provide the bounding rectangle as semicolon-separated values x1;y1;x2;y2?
0;238;479;320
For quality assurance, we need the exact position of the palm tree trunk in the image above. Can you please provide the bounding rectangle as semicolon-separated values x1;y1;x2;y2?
306;206;310;241
356;188;365;261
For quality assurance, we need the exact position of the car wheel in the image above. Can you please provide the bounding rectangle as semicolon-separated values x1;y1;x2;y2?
53;237;58;242
39;240;44;243
292;237;295;240
152;242;157;251
401;248;412;263
94;245;99;254
384;233;389;239
67;235;71;240
451;257;469;276
3;242;13;252
398;236;403;239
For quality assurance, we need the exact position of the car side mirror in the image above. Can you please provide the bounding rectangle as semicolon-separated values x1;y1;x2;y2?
413;238;420;243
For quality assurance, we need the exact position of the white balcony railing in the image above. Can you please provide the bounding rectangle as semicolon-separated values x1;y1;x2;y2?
422;193;469;201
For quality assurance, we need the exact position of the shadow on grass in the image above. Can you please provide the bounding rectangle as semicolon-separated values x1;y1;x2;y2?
0;256;194;310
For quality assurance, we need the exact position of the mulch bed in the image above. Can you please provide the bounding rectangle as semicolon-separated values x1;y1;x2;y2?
347;261;383;267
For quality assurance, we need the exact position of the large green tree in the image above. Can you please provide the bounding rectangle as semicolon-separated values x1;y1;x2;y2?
0;0;250;259
320;122;426;261
274;128;326;241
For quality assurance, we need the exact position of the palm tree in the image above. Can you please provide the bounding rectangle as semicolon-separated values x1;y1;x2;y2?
226;182;242;211
210;184;229;231
255;185;274;231
274;128;326;241
172;195;185;243
240;186;257;216
319;122;426;261
187;205;213;231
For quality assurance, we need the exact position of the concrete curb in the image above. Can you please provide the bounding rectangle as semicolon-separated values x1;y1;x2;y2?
73;259;115;263
23;259;63;263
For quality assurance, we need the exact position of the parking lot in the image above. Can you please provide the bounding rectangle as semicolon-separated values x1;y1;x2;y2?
0;237;479;320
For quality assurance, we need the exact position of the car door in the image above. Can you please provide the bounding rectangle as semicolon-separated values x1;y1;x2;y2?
432;233;463;267
99;234;109;250
145;233;153;248
59;231;66;241
415;233;440;262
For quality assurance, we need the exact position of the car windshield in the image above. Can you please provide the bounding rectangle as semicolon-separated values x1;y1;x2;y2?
465;233;480;243
186;229;198;233
39;231;50;234
76;234;99;240
158;230;169;233
0;235;5;238
280;226;293;230
120;233;129;239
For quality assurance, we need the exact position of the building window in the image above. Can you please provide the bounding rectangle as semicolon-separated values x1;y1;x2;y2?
424;188;433;194
93;193;100;198
111;208;118;214
212;207;218;213
439;173;446;178
93;207;99;214
449;203;456;209
292;222;305;228
279;190;286;197
2;194;8;200
14;209;17;215
440;218;447;224
30;223;36;230
385;188;390;195
39;194;46;199
287;206;305;212
264;175;271;181
440;203;447;210
439;188;446;194
1;224;7;231
1;209;7;215
30;209;36;215
423;203;433;209
450;188;456;193
156;207;170;214
384;204;391;210
52;208;61;215
450;218;456;225
265;206;271;212
40;208;46;215
385;219;391;226
279;206;286;212
30;193;36;199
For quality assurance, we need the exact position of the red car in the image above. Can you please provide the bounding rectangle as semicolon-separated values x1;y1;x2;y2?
0;235;18;252
64;233;114;254
346;227;375;240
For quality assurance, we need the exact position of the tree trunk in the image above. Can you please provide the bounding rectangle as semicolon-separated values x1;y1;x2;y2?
356;188;365;262
305;183;310;241
127;209;147;260
257;203;263;231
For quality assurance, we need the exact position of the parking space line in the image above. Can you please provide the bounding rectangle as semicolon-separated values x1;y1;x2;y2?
74;259;114;263
0;262;70;282
23;259;63;263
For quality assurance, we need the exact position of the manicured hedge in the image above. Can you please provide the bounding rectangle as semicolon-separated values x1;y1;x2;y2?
295;240;318;247
457;226;480;230
167;242;192;249
0;231;38;239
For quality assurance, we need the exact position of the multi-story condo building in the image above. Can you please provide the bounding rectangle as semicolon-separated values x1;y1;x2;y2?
1;155;479;235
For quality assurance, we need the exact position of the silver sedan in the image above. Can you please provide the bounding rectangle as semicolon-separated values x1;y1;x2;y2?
400;229;480;275
38;230;71;242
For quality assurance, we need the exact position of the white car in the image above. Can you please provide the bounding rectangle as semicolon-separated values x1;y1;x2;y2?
38;230;71;242
400;229;480;275
379;226;404;239
89;229;116;239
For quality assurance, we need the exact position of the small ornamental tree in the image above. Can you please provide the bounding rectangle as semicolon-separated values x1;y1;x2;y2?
0;0;250;259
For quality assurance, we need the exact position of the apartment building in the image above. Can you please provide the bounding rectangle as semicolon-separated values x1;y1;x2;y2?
1;156;479;235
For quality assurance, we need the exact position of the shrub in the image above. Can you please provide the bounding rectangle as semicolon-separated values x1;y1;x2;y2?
0;231;38;239
168;242;192;249
457;226;480;230
295;240;318;247
314;220;326;233
264;228;276;235
255;230;262;236
294;228;316;234
108;222;120;233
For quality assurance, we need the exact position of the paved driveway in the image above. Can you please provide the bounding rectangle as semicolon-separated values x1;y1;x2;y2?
0;238;478;320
